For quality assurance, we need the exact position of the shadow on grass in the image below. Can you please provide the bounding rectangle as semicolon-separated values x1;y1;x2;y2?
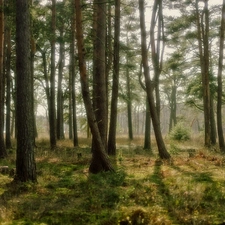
0;158;126;225
147;162;180;224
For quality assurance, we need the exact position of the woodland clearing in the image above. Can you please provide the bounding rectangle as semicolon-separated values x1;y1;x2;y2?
0;137;225;225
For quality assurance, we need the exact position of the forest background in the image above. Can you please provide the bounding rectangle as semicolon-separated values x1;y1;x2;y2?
1;0;225;224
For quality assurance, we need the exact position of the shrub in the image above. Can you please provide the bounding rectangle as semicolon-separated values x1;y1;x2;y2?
169;123;190;141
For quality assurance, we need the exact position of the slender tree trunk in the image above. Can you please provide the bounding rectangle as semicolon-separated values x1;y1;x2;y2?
144;97;151;150
150;0;164;120
30;0;37;142
15;0;36;182
139;0;170;159
49;0;57;148
36;46;51;122
57;28;65;140
169;81;177;132
210;97;216;145
105;2;112;137
0;0;6;158
5;27;12;149
75;0;114;173
108;0;120;155
70;1;78;146
126;53;133;140
217;0;225;152
196;0;211;147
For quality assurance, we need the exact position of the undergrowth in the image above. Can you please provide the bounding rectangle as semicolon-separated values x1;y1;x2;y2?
0;138;225;224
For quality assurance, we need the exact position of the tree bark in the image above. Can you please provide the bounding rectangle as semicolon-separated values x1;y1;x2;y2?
139;0;170;159
15;0;36;182
169;78;177;132
92;0;107;152
69;0;78;146
126;51;133;140
75;0;114;173
5;27;12;149
144;97;151;150
196;0;211;147
49;0;57;148
108;0;120;155
150;0;164;120
0;0;6;158
57;28;65;140
217;0;225;152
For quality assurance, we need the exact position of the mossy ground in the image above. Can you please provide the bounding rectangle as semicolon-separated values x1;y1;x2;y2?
0;137;225;225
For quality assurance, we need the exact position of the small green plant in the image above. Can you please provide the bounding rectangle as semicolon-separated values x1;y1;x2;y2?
169;123;191;141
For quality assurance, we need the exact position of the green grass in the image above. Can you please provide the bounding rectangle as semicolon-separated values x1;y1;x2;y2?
0;138;225;224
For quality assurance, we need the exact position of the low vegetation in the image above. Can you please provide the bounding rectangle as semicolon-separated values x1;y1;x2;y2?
0;137;225;225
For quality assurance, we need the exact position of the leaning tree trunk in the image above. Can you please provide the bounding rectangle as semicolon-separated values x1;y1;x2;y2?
217;0;225;152
139;0;170;159
75;0;114;173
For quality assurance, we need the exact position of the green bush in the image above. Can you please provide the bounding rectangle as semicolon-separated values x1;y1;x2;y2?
169;123;190;141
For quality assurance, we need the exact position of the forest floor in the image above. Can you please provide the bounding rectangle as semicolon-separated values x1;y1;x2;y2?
0;137;225;225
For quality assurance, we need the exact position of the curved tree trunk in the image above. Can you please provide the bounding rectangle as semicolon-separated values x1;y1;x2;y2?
150;0;164;120
139;0;170;159
75;0;114;173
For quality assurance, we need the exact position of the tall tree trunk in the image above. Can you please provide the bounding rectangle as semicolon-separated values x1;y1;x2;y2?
15;0;36;182
49;0;57;148
139;0;170;159
30;0;37;141
75;0;114;173
196;0;211;147
108;0;120;155
0;0;6;158
92;0;107;154
5;27;12;149
126;52;133;140
150;0;164;120
57;28;65;140
105;2;113;121
217;0;225;152
70;0;78;146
